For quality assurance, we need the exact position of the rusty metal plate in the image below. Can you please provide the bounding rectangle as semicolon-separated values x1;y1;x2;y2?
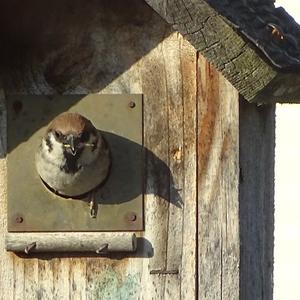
7;94;143;232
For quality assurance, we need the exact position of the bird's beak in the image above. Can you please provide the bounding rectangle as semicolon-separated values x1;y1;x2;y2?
67;135;77;156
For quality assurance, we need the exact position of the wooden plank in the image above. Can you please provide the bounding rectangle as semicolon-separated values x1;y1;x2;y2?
13;257;25;300
37;260;54;300
6;233;137;253
52;259;70;300
24;258;39;299
239;100;275;300
197;54;239;299
69;258;87;300
161;34;197;300
163;32;184;300
138;33;171;300
180;38;198;299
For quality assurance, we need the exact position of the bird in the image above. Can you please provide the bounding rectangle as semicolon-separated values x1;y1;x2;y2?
35;112;111;201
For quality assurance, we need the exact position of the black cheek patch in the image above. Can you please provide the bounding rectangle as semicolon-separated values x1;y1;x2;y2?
45;135;53;152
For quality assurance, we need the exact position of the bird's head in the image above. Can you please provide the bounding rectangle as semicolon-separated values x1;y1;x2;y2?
47;113;98;156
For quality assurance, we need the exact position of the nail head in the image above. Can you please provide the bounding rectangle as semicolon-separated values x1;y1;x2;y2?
16;216;23;223
129;101;136;108
126;212;137;222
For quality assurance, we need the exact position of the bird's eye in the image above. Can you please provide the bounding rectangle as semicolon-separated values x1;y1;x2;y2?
54;131;62;139
80;131;89;142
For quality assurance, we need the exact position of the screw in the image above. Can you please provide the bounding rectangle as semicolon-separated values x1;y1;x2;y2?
96;243;109;254
24;242;36;254
15;216;23;223
126;212;137;222
129;101;136;108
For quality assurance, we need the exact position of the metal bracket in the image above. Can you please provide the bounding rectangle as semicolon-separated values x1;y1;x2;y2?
7;94;144;232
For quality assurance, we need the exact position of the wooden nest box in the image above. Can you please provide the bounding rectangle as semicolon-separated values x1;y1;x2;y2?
0;0;300;299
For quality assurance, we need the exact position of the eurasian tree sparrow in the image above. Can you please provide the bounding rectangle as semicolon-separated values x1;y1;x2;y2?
35;113;110;199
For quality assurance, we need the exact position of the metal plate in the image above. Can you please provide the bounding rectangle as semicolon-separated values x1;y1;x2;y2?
7;94;143;232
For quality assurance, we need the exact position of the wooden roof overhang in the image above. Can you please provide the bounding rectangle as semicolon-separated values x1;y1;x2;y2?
145;0;300;104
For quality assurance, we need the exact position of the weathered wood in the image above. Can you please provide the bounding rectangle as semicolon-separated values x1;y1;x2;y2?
0;2;199;298
0;1;275;299
24;258;39;299
163;33;185;300
37;259;54;300
239;99;275;300
6;233;137;253
139;33;172;300
52;259;70;299
144;0;300;104
180;36;198;300
197;54;239;299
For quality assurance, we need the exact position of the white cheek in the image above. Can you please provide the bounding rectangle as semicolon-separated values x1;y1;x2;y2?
43;134;65;162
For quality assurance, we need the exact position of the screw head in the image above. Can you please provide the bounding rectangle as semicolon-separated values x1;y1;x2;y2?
129;101;136;108
126;212;137;222
15;216;23;223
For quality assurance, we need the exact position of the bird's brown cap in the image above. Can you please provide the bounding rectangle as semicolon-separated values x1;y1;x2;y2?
47;113;95;135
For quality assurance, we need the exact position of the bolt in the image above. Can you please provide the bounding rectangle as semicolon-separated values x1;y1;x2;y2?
126;212;137;222
15;216;23;223
129;101;136;108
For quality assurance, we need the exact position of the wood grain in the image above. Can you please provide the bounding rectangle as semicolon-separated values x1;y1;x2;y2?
139;35;171;299
163;33;185;300
180;37;197;300
239;99;275;300
197;54;240;300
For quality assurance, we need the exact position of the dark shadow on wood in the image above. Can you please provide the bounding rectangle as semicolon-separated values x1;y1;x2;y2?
0;0;172;156
50;130;183;208
12;237;154;259
0;0;171;94
98;131;183;208
239;97;275;300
